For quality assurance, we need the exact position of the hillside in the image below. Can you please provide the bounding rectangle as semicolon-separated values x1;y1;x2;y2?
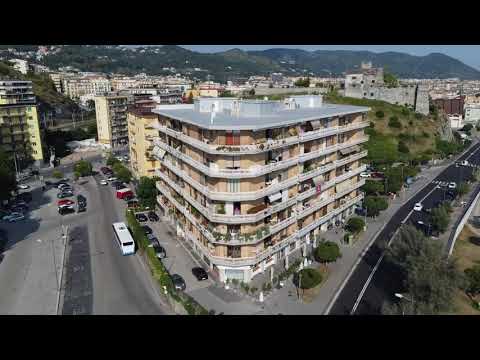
0;61;77;113
2;45;479;81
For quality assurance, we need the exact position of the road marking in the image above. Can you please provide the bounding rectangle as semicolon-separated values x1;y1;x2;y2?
350;184;439;314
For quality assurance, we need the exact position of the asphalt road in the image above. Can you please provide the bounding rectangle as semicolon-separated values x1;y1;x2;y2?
329;141;480;315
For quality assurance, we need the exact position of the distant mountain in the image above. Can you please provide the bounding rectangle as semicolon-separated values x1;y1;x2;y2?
2;45;479;80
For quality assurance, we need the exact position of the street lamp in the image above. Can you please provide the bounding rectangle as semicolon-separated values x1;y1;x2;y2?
394;293;414;315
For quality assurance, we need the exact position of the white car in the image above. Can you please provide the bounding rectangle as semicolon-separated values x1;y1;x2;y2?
460;160;469;166
413;203;423;212
100;180;108;185
360;172;371;178
448;182;457;189
18;184;30;190
107;177;117;182
2;212;25;222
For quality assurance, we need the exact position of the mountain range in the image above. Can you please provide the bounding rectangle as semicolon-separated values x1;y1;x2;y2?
2;45;480;81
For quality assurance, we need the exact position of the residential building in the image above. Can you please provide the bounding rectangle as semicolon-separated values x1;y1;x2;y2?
448;114;463;129
95;94;130;148
464;104;480;124
152;95;369;282
63;76;111;100
433;96;465;115
0;81;44;166
8;59;29;75
127;100;160;178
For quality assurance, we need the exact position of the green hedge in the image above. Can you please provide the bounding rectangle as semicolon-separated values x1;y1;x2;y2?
125;210;208;315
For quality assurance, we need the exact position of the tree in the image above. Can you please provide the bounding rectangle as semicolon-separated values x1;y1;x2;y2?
52;170;63;179
384;71;398;88
293;268;323;289
375;110;385;119
464;265;480;297
137;176;157;208
0;149;16;202
248;88;255;96
362;180;384;195
384;225;463;314
388;116;402;129
294;77;310;87
462;123;473;132
114;165;132;183
107;155;120;167
314;241;341;263
73;160;92;177
73;171;80;181
431;205;450;233
364;196;388;217
345;217;365;234
87;121;98;139
398;141;409;154
456;182;470;197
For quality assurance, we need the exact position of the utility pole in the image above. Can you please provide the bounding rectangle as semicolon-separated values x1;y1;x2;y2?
13;152;19;178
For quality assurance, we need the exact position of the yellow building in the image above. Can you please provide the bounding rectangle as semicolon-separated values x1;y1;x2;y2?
0;81;44;165
95;94;129;148
127;100;160;178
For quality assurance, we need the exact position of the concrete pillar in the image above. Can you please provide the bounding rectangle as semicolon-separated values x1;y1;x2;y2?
261;260;265;273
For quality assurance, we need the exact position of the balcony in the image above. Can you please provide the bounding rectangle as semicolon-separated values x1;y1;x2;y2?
153;121;370;156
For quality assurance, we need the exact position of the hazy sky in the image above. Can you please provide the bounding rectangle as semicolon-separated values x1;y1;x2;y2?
180;45;480;70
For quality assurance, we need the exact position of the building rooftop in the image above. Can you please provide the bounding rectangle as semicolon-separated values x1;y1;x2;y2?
153;96;369;131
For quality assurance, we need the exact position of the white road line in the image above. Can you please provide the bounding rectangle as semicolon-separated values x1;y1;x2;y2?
465;144;480;161
350;184;439;314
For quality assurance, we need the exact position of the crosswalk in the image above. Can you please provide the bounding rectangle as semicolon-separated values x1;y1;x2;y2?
431;180;451;186
455;162;480;169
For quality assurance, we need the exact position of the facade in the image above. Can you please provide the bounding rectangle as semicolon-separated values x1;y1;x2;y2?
464;104;480;124
0;81;44;165
448;114;463;129
433;96;465;115
95;94;130;148
152;95;369;282
127;100;160;179
9;59;29;74
63;77;111;100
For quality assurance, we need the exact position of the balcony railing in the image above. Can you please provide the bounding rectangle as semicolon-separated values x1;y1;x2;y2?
152;135;368;179
153;120;370;156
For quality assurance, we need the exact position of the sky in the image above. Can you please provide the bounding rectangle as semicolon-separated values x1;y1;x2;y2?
180;45;480;70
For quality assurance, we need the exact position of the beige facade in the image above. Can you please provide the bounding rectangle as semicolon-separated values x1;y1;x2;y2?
0;81;44;164
95;95;129;148
152;96;369;283
127;105;160;179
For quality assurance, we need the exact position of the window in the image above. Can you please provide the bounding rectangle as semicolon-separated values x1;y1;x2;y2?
228;179;240;192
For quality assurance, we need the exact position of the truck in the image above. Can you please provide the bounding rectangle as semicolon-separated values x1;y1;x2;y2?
116;188;134;200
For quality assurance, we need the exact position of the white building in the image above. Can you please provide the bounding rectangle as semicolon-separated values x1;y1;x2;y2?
449;114;464;129
9;59;29;74
464;104;480;124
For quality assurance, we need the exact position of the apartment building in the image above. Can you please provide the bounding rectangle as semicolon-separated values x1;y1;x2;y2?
127;100;160;178
152;95;369;282
0;81;44;165
63;76;111;100
95;94;130;148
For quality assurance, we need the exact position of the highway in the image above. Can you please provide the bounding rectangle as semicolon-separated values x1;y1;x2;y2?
329;141;480;315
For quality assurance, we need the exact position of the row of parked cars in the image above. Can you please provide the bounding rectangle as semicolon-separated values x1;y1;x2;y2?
134;211;208;291
1;190;33;223
52;179;87;215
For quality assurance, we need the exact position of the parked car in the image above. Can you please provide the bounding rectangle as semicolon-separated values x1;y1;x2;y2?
107;177;117;182
16;192;32;203
10;204;28;213
360;172;371;178
57;191;74;199
147;236;160;247
461;160;469;166
142;225;153;235
413;203;423;211
111;180;122;188
58;199;75;206
77;194;87;207
77;204;86;213
3;212;25;222
355;207;367;216
448;182;457;189
58;205;75;215
171;274;186;291
192;267;209;281
136;213;148;222
18;184;30;190
58;183;71;190
148;211;159;222
371;172;384;179
152;244;166;259
100;180;108;185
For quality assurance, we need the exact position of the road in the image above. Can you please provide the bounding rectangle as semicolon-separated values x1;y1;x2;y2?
329;141;480;315
61;172;169;314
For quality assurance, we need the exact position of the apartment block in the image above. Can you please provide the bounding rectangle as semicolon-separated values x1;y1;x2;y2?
64;76;111;100
127;100;160;178
151;95;369;283
95;94;129;148
0;81;44;165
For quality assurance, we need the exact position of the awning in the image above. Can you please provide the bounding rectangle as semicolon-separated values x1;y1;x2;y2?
309;120;322;130
268;192;282;203
340;145;360;156
313;176;324;186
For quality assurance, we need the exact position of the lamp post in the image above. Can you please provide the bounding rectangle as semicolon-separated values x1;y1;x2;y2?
394;293;414;315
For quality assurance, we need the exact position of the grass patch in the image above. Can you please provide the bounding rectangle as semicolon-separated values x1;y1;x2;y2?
300;265;329;304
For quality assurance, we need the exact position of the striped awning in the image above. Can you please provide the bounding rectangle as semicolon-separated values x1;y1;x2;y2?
268;192;282;203
339;145;360;156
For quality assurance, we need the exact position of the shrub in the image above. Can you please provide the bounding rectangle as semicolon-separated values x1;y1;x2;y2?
414;112;423;120
345;217;365;234
73;159;92;177
314;241;341;263
106;155;120;167
388;116;402;129
401;108;410;116
375;110;385;119
457;182;470;197
464;265;480;297
293;268;323;289
422;131;430;138
364;196;389;217
398;141;410;154
52;170;63;179
362;180;384;195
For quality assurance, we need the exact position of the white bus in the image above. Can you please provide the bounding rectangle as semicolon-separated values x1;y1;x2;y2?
112;222;135;255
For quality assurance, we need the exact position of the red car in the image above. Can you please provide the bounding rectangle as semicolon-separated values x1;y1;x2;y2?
58;199;75;206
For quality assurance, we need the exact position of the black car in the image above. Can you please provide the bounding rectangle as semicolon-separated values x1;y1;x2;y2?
17;192;32;203
142;225;153;235
171;274;186;291
192;267;209;281
116;184;127;191
152;244;166;259
135;213;148;222
148;211;159;222
111;180;122;188
77;194;87;206
58;206;75;215
57;191;74;199
77;204;86;213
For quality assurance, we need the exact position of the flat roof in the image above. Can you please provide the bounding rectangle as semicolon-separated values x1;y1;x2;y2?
153;103;370;131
